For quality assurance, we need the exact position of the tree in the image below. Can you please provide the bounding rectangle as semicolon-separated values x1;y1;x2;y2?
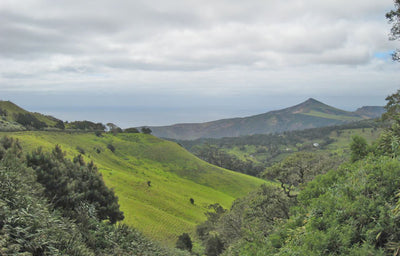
387;0;400;61
69;121;105;131
176;233;193;252
205;235;224;256
350;135;369;162
196;204;226;242
141;127;152;134
106;123;122;135
378;90;400;156
55;120;65;130
26;145;124;224
214;184;291;250
0;107;7;116
124;127;140;133
107;143;116;153
14;113;47;129
264;152;337;198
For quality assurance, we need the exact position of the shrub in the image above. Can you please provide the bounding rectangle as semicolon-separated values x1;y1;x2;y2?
124;127;140;133
176;233;193;252
107;143;116;153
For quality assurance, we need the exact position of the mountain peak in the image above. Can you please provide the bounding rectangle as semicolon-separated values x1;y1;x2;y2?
303;98;323;105
289;98;327;113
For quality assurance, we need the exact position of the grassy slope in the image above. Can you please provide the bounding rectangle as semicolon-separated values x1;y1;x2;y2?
301;110;363;121
0;101;58;127
2;131;265;245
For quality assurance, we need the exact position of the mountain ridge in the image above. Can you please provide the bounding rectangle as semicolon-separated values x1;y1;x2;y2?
150;98;382;140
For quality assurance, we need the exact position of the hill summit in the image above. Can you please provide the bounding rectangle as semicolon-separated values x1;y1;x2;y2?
150;98;375;140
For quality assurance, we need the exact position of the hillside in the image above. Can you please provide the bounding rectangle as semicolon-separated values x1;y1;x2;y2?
150;98;369;140
1;131;265;245
354;106;385;118
0;100;61;130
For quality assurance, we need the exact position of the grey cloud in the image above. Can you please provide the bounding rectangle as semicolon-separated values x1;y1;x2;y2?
0;0;397;100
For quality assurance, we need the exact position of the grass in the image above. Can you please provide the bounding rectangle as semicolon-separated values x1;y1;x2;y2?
1;131;265;245
0;100;58;127
301;110;363;121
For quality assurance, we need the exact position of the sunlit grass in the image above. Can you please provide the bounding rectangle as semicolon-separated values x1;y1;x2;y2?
1;131;265;245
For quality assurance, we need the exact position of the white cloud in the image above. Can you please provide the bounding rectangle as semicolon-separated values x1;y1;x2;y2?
0;0;399;126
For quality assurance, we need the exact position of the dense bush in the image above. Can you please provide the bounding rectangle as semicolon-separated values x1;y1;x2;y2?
0;139;93;255
26;145;124;224
193;144;264;176
68;120;106;131
14;113;47;129
124;127;140;133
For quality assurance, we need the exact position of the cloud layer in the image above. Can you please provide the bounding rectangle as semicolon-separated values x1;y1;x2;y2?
0;0;399;126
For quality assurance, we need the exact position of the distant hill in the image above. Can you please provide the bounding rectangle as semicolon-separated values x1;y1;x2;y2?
354;106;385;119
150;98;373;140
0;100;61;130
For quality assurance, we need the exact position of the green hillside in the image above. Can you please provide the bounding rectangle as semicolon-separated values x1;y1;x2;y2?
150;98;368;140
0;100;61;130
1;131;265;245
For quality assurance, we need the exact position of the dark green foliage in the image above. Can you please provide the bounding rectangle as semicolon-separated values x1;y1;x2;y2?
124;127;140;133
106;123;123;135
0;108;7;116
350;135;369;162
264;157;400;255
382;89;400;122
0;139;93;255
205;235;224;256
55;120;65;129
69;120;106;131
386;0;400;61
264;152;339;198
107;143;116;153
14;113;47;129
26;145;124;224
0;136;16;151
95;130;103;137
377;91;400;157
193;144;264;176
76;146;86;155
141;127;152;134
196;185;292;255
197;204;227;242
176;233;193;252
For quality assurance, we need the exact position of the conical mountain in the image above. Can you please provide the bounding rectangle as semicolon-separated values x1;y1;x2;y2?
150;98;366;140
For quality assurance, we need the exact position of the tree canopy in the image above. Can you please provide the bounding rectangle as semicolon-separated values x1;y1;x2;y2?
387;0;400;61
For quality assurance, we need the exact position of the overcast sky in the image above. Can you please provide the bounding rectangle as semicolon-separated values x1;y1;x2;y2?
0;0;399;127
